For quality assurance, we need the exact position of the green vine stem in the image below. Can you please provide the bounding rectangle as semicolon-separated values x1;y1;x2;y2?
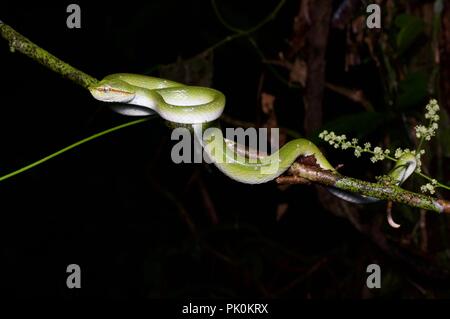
0;118;150;183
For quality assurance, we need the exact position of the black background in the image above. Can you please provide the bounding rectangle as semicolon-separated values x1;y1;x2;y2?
0;0;428;300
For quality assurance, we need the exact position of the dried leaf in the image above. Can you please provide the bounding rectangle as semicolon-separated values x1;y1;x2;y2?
289;58;307;86
261;92;276;115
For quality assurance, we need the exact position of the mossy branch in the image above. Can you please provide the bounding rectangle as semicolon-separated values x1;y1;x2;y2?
0;21;98;88
277;163;450;214
1;19;450;214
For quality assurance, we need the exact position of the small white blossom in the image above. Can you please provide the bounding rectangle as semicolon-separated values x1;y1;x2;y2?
420;181;437;194
415;99;440;142
318;99;443;194
370;146;385;163
342;141;351;150
415;125;428;138
394;148;403;159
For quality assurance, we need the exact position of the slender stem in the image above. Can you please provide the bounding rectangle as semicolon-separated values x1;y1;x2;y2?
0;118;150;183
211;0;300;89
248;37;300;88
415;118;433;154
211;0;244;33
213;0;286;35
416;136;426;155
205;0;287;53
417;171;450;191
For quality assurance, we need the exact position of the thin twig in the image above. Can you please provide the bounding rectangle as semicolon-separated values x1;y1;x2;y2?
206;0;287;54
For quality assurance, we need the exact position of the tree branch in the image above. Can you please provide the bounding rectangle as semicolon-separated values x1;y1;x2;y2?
2;20;450;214
276;162;450;214
0;21;98;88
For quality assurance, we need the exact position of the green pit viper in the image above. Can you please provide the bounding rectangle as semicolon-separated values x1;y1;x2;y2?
89;73;417;204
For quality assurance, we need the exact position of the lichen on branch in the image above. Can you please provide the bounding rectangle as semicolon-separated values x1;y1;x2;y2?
0;21;98;88
277;162;450;214
319;99;450;194
1;19;449;214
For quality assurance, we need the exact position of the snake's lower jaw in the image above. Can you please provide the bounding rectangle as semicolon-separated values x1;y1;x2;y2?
109;104;155;116
88;87;135;103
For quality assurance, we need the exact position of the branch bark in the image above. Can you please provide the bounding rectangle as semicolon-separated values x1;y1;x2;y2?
0;22;97;88
2;20;450;214
277;162;450;214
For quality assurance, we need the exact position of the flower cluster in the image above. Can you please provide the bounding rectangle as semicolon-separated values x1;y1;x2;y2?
371;146;390;163
319;130;430;172
420;179;438;195
415;99;440;141
318;131;391;163
319;99;448;196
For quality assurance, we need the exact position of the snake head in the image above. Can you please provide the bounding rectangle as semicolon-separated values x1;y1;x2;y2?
89;78;136;103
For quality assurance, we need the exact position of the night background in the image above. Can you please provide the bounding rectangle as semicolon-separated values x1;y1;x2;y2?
0;0;450;300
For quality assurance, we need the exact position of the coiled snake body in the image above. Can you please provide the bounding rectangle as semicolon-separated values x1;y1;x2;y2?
89;74;416;203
